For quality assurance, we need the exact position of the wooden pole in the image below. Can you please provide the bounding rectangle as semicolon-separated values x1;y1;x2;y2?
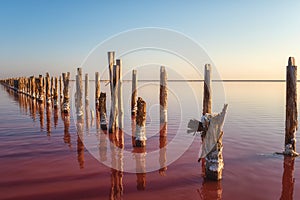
53;77;59;108
38;75;44;102
59;75;63;99
62;72;70;113
95;72;101;107
99;92;108;130
76;68;83;118
30;76;36;99
109;64;119;133
45;73;51;105
160;66;168;123
131;70;138;116
108;51;115;97
203;64;212;115
116;59;124;129
135;97;146;147
85;73;89;103
285;57;298;156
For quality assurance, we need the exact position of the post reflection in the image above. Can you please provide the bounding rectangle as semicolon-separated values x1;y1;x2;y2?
53;107;59;128
46;104;52;136
280;156;295;200
198;180;222;200
133;146;146;191
109;129;124;200
38;102;44;131
159;123;167;176
77;118;85;169
62;113;71;148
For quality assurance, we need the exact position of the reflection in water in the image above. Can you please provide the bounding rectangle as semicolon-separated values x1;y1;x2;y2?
77;118;85;169
62;113;71;148
109;130;124;200
38;102;44;131
280;156;295;200
85;101;90;135
46;105;51;136
159;123;167;176
29;97;36;121
198;180;222;200
133;146;146;190
53;107;59;128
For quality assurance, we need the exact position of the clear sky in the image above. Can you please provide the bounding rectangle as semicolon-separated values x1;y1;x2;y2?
1;0;300;80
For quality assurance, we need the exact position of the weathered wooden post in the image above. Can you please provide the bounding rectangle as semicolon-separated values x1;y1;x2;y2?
116;59;124;129
38;75;44;102
108;51;115;96
95;72;100;107
159;125;167;176
53;77;59;108
85;73;89;103
50;76;54;98
59;75;63;99
99;92;108;130
131;70;138;116
62;72;70;113
285;57;298;156
135;97;147;147
109;64;119;133
76;68;83;118
203;64;212;115
30;76;36;99
45;73;51;105
160;66;168;123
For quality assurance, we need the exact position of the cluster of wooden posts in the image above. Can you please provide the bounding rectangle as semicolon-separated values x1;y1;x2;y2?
0;55;297;182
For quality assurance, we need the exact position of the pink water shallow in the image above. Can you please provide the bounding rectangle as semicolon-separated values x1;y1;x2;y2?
0;82;300;200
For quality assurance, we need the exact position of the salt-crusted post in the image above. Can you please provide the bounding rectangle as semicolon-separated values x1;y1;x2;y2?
76;68;83;118
116;59;124;129
45;73;51;105
203;64;212;115
99;92;108;130
85;73;89;103
131;70;138;116
53;77;59;108
160;66;168;123
95;72;100;107
30;76;36;99
62;72;70;113
135;97;147;147
285;57;298;156
108;51;115;97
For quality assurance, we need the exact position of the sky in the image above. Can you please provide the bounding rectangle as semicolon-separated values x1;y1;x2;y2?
1;0;300;80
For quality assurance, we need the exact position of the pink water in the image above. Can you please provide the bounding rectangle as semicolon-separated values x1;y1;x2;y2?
0;82;299;200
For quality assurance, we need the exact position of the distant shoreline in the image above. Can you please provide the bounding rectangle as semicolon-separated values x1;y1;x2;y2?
70;79;287;82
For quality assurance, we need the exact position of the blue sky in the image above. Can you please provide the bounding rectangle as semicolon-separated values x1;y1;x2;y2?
1;0;300;79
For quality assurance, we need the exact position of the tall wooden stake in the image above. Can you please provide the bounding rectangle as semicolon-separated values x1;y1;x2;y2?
116;59;124;129
99;92;108;130
76;68;83;118
203;64;212;115
132;70;138;116
45;73;51;105
285;57;298;156
95;72;101;107
160;66;168;123
53;77;59;108
85;73;89;103
62;72;70;113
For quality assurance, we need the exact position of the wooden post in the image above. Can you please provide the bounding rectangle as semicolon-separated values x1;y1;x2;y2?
109;64;119;133
50;76;54;99
95;72;101;107
116;59;124;129
53;77;59;108
108;52;115;96
285;57;298;156
38;75;44;102
160;66;168;123
30;76;36;99
85;73;89;103
135;97;146;147
159;124;167;176
99;92;108;130
45;73;51;105
131;70;138;116
203;64;212;115
59;75;63;99
62;72;70;113
76;68;83;118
